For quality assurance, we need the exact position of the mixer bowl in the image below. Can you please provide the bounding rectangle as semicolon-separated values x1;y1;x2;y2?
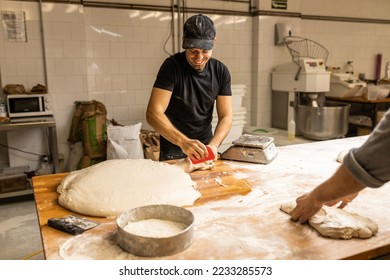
296;101;350;140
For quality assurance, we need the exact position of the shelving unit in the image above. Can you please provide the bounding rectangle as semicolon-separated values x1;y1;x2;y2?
0;116;59;199
326;96;390;135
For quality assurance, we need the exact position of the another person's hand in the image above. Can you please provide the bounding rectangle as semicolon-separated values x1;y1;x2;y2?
290;191;360;223
325;192;359;209
289;192;323;224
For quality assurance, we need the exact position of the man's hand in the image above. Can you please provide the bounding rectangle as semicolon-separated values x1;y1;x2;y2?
207;144;219;160
325;192;359;209
181;140;210;162
289;192;323;224
290;191;360;223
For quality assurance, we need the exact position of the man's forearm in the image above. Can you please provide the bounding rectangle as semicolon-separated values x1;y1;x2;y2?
147;112;188;148
208;116;232;148
312;165;366;203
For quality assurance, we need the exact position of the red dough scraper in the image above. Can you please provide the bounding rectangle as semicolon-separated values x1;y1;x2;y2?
190;145;215;164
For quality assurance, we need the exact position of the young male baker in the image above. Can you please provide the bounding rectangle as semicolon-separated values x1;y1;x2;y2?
146;14;232;162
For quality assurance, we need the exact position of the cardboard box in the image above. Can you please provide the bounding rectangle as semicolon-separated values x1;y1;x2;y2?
0;173;30;193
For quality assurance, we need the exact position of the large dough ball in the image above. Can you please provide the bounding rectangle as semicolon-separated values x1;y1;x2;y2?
57;159;201;218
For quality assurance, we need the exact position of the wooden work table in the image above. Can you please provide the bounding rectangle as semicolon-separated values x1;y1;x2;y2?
32;135;390;260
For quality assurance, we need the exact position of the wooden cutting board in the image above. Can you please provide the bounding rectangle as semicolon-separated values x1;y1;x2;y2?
33;161;254;210
190;160;253;205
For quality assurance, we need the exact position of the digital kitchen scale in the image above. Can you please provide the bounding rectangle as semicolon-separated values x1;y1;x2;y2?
220;134;278;164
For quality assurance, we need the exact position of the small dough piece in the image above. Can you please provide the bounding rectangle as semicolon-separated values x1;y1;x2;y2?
336;150;349;163
280;202;378;239
174;157;215;173
57;159;201;218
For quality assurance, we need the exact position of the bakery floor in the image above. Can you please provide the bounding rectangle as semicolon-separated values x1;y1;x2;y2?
0;195;44;260
1;183;390;260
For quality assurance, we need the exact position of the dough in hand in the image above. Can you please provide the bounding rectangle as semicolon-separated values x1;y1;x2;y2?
336;150;349;163
174;157;215;173
280;202;378;239
57;159;201;218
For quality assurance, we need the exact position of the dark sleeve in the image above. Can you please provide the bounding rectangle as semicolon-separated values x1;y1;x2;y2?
153;57;176;92
343;108;390;188
218;62;232;96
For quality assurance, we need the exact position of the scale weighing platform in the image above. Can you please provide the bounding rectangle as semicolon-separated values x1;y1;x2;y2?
220;134;278;164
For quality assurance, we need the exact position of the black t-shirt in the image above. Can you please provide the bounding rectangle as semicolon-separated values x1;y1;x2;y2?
153;52;231;160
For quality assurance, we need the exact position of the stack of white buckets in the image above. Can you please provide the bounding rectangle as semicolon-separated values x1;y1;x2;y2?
212;84;247;153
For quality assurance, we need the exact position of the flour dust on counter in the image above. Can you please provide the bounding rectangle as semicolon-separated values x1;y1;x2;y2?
55;185;290;260
57;159;201;217
58;225;130;260
123;219;187;238
280;202;378;239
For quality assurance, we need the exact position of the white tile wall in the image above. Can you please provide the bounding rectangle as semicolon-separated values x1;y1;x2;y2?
1;1;390;170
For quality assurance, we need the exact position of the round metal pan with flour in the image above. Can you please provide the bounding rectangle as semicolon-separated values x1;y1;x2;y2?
57;159;201;218
116;204;195;257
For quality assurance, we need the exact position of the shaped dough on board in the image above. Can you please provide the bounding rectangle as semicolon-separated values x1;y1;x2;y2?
336;150;349;163
57;159;201;218
174;157;214;173
280;202;378;239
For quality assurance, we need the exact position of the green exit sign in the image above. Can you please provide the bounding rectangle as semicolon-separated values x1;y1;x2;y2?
272;0;287;10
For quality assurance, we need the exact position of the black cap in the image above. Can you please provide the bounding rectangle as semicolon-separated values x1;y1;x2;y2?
182;14;216;50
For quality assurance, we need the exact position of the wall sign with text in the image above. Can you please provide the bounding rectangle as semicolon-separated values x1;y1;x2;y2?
1;11;27;42
272;0;287;10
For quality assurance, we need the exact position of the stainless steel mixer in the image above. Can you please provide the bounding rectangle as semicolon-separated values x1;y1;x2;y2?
271;36;350;140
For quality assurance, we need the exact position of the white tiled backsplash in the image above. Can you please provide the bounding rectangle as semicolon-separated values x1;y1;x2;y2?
1;0;390;170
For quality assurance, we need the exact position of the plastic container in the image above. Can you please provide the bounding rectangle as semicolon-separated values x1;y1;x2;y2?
344;61;354;74
288;119;296;141
232;92;244;107
231;84;246;108
385;62;390;79
0;103;6;118
39;155;53;175
212;107;247;152
367;84;378;100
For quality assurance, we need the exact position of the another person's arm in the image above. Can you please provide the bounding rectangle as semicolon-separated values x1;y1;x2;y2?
290;108;390;223
290;165;364;223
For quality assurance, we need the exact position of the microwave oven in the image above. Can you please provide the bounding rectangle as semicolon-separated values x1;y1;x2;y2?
6;94;53;118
